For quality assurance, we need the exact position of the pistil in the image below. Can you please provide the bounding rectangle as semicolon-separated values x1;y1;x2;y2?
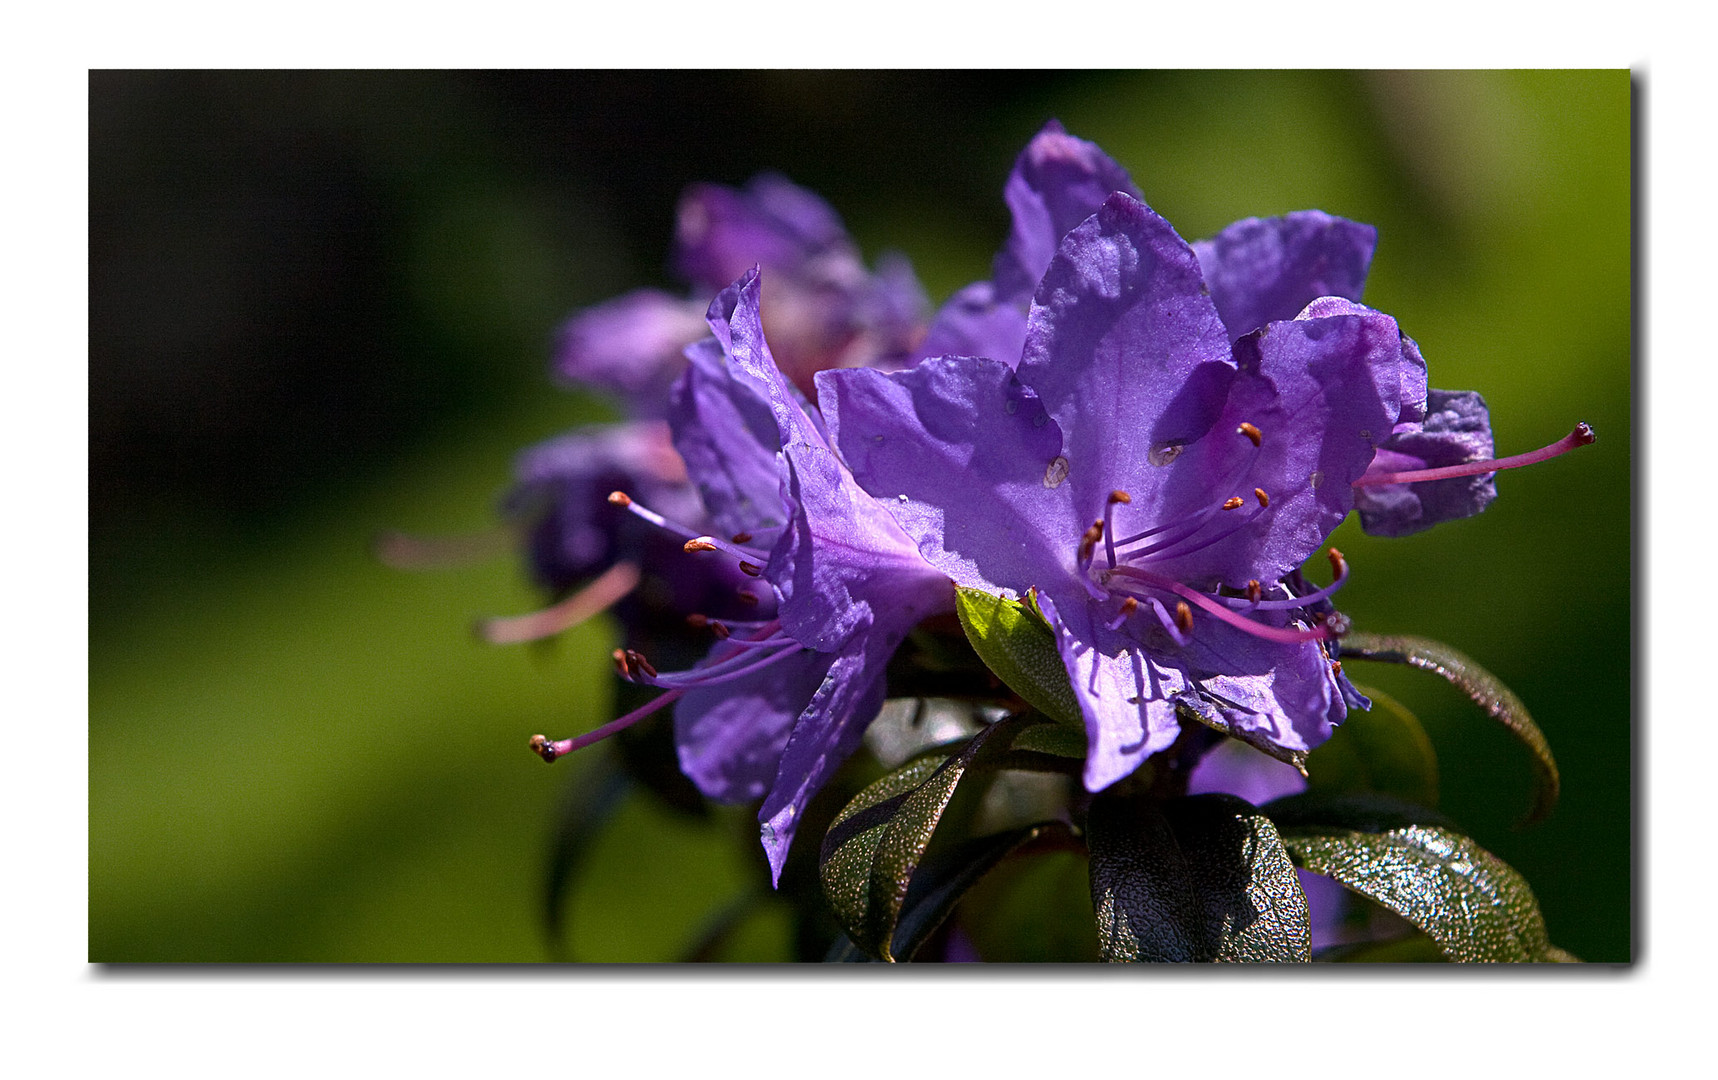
1352;423;1595;488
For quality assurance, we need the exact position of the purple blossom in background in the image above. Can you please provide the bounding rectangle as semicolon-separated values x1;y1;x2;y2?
824;192;1419;789
537;270;954;882
557;173;929;410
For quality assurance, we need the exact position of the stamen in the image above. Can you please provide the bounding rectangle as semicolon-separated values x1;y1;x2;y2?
1108;565;1342;645
739;561;763;577
1246;580;1262;603
736;590;760;607
530;688;687;762
1220;549;1351;612
1222;496;1244;511
1078;520;1104;568
684;534;768;561
1238;422;1263;447
1254;487;1269;508
731;532;754;544
606;491;632;507
476;561;643;645
625;650;658;680
709;621;732;640
1103;494;1130;567
1142;596;1192;647
1174;601;1194;635
686;613;709;628
612;648;634;680
1104;595;1140;631
1352;422;1596;487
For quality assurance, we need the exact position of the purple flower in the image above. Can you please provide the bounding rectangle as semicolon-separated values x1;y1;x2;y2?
822;193;1422;789
555;173;929;410
534;269;954;883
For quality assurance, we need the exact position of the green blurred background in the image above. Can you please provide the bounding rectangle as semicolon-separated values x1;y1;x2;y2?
89;70;1631;963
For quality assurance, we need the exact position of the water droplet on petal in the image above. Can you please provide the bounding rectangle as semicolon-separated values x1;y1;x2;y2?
1148;441;1184;467
1309;470;1324;489
1043;456;1070;488
898;493;909;503
1005;398;1019;415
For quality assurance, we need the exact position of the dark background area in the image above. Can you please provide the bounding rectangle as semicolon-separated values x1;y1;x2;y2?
89;70;1631;962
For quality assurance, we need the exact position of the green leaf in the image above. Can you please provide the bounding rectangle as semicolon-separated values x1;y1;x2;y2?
818;714;1067;961
1305;683;1439;807
1342;632;1558;824
1279;823;1562;962
954;586;1082;727
1087;793;1311;962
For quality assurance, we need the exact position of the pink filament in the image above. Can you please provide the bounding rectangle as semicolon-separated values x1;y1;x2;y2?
478;561;643;644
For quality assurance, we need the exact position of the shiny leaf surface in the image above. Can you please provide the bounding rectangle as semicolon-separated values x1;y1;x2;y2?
819;714;1071;961
1088;793;1311;962
1280;823;1562;962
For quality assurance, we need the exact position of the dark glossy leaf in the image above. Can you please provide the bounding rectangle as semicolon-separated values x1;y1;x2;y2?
1088;793;1311;962
819;714;1074;961
1280;823;1561;962
1305;683;1439;807
889;823;1073;961
1263;790;1455;834
954;587;1082;727
1342;632;1558;824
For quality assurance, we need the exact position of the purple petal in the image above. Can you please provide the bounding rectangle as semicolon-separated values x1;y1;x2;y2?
1180;618;1346;756
817;355;1075;594
1141;304;1406;588
1186;737;1309;805
994;121;1143;304
675;647;836;803
667;337;791;538
758;634;895;884
1035;590;1185;792
917;281;1030;369
1356;388;1497;537
1018;192;1236;520
674;174;850;292
1193;212;1378;343
551;289;709;405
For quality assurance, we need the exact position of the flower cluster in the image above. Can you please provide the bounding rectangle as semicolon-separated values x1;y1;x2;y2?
509;122;1592;884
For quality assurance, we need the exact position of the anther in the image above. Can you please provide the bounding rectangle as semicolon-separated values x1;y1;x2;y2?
683;538;720;553
736;590;760;606
709;621;732;640
607;491;632;507
612;648;633;680
686;613;710;628
1246;579;1262;603
1119;597;1139;616
731;532;754;544
1108;490;1132;505
1238;422;1263;447
1328;547;1347;578
1330;660;1344;677
739;561;763;577
1223;496;1244;511
1175;601;1195;635
1079;520;1104;563
1254;487;1270;508
529;734;558;763
625;650;658;680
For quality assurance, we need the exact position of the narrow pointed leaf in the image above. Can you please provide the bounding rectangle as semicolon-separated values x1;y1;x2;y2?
821;710;1065;954
1088;793;1311;962
1279;823;1563;962
955;586;1082;726
1305;683;1439;807
819;714;1074;960
1342;632;1558;823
